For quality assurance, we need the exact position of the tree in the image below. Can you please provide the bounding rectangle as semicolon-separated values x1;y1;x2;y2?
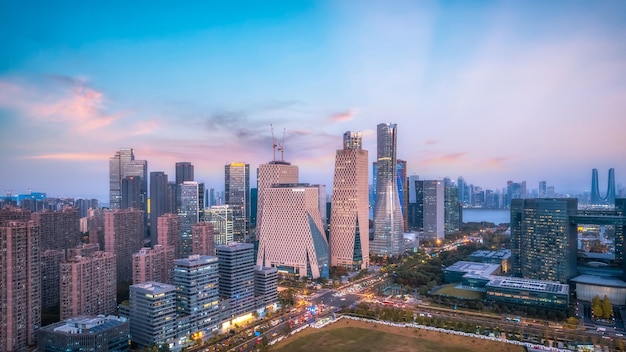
601;295;613;320
591;295;603;318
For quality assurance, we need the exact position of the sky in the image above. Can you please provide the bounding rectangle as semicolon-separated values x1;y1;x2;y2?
1;1;625;202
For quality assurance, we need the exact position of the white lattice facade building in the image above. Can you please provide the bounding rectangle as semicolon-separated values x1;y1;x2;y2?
330;131;370;269
256;161;298;235
257;184;329;279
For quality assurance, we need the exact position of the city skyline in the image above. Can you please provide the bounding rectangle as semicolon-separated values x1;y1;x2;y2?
2;2;626;200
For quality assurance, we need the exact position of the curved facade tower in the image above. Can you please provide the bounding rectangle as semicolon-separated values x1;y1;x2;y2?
590;168;616;205
371;123;404;256
330;131;369;270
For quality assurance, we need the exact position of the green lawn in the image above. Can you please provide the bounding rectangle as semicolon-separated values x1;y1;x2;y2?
432;285;485;300
272;326;516;352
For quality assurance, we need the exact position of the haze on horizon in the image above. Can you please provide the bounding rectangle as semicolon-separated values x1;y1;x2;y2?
1;1;625;201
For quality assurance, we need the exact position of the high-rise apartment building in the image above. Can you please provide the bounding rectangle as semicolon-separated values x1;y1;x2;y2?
132;245;172;284
129;282;177;348
257;183;329;279
205;205;234;246
41;248;65;309
173;255;221;341
0;221;41;351
158;213;181;260
216;243;256;319
371;123;404;256
330;131;369;270
60;251;117;320
511;198;578;283
150;171;170;245
109;148;147;213
191;222;215;256
31;207;80;250
225;162;250;243
104;209;144;284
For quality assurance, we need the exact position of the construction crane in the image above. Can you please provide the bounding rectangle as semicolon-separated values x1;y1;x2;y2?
277;128;286;161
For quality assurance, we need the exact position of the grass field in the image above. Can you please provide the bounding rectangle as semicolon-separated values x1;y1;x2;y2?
432;284;486;300
272;319;524;352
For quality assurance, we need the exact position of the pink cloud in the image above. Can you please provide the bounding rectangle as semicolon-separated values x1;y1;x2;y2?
0;76;123;133
423;152;467;165
484;157;509;170
329;108;357;122
27;152;111;161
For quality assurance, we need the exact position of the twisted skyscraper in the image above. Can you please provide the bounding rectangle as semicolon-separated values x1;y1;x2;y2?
371;123;404;256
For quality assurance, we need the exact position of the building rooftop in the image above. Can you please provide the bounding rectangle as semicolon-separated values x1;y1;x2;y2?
216;242;254;251
487;277;569;295
570;274;626;288
445;261;501;278
174;254;218;266
469;249;512;260
131;281;175;294
47;315;127;334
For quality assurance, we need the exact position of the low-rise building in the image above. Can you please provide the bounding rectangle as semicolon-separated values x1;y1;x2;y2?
37;315;130;352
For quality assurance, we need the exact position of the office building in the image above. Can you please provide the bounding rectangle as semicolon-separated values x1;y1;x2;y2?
109;148;147;216
216;243;256;319
173;255;221;341
510;198;578;283
41;248;65;309
257;183;329;279
444;183;461;235
132;245;172;284
76;198;98;218
149;171;170;246
397;159;408;230
129;282;177;348
178;181;201;257
60;251;117;320
104;209;144;284
38;315;130;352
0;221;41;351
423;180;445;240
158;213;181;260
206;205;234;246
256;160;298;237
121;175;142;210
225;162;250;243
371;123;404;256
591;168;616;205
175;162;195;186
191;222;215;256
254;266;278;310
31;207;80;250
329;131;370;270
538;181;547;198
486;277;569;311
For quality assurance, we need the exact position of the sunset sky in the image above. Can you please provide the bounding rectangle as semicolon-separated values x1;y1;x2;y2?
1;1;625;202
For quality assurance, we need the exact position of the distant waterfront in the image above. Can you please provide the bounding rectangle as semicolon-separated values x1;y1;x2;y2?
462;208;510;225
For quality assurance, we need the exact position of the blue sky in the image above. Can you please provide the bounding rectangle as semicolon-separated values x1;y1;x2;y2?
1;1;625;201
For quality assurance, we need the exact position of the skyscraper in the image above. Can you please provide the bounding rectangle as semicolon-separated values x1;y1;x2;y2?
329;131;370;270
158;213;181;261
191;222;215;256
59;251;117;320
104;208;144;284
178;181;200;257
173;255;220;341
175;162;195;186
225;162;250;243
205;205;234;246
256;160;299;237
422;180;445;240
510;198;578;283
371;123;404;256
109;148;147;213
397;159;408;230
256;183;329;279
444;184;461;235
538;181;547;198
132;245;172;284
216;243;256;319
591;168;616;205
150;171;169;245
1;221;41;351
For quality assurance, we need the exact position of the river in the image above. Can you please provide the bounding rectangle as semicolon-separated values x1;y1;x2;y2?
462;209;510;225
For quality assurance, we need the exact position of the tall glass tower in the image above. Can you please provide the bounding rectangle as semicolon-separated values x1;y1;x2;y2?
371;123;404;256
225;162;250;243
109;148;147;213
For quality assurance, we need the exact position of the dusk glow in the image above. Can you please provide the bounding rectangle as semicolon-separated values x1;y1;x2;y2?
1;1;625;200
